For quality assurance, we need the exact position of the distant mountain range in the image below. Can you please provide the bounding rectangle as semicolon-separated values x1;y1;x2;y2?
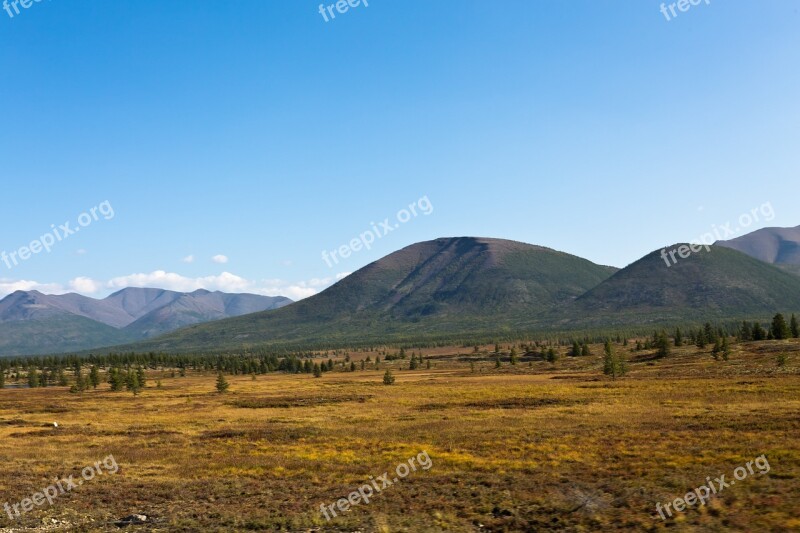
4;226;800;357
111;232;800;353
112;237;618;352
552;243;800;328
0;289;292;356
716;225;800;276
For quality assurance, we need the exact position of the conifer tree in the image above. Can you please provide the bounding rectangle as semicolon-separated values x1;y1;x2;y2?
215;372;229;393
28;369;39;388
771;313;790;340
603;341;618;380
126;371;141;396
656;332;671;358
571;341;581;357
752;322;766;341
696;329;707;349
89;366;100;389
721;336;730;361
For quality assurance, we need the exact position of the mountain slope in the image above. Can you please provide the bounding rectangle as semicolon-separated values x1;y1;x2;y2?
116;237;618;351
0;313;135;356
123;290;292;338
0;288;292;356
552;244;800;327
716;225;800;271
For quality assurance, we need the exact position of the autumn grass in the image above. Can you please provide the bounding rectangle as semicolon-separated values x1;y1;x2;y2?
0;339;799;531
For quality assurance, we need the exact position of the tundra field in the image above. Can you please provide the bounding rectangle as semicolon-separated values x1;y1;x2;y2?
1;340;799;532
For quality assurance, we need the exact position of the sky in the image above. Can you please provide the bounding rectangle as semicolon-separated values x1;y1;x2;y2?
1;0;798;301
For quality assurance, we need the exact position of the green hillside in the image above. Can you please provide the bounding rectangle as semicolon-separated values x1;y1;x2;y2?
546;244;800;328
0;315;136;356
113;237;617;352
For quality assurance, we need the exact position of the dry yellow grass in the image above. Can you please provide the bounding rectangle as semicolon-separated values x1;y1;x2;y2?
0;339;798;531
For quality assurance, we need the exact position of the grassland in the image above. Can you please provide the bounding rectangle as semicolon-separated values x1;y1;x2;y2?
1;339;799;532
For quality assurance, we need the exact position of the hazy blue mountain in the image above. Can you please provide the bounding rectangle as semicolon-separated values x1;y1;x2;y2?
0;288;292;356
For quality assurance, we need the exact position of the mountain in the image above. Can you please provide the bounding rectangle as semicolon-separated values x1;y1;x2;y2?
115;237;619;352
553;243;800;328
716;225;800;276
0;289;292;356
122;290;293;338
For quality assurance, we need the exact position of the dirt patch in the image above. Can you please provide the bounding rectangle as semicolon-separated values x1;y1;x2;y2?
229;394;372;409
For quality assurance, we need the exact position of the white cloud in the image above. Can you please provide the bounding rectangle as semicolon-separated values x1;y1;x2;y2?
212;255;229;264
182;255;195;263
69;277;102;294
0;279;67;297
75;249;87;255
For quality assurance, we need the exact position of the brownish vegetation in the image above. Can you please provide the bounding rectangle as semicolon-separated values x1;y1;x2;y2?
0;339;798;531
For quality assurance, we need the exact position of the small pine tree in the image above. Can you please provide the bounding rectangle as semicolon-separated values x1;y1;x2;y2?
89;366;100;389
712;337;722;358
215;372;230;393
656;332;671;358
126;371;141;396
581;343;591;356
740;321;753;341
510;348;518;365
546;348;559;364
776;353;788;368
571;341;581;357
674;328;683;347
27;369;39;389
704;323;715;342
721;336;730;361
603;341;617;380
383;369;396;385
696;330;707;349
0;371;5;389
108;368;125;391
313;363;322;378
791;314;799;339
771;313;791;340
752;322;766;341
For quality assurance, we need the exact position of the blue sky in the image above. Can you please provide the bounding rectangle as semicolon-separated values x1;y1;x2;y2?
1;0;798;300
